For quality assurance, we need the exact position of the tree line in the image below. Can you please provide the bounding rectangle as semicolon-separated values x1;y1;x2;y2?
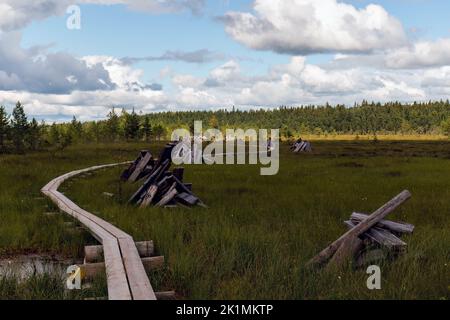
1;100;450;154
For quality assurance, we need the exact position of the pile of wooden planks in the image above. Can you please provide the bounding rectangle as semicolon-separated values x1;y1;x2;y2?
124;143;206;208
121;150;155;183
291;140;312;153
307;190;415;269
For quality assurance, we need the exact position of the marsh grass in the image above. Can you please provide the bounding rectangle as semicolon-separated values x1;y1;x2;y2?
0;141;449;299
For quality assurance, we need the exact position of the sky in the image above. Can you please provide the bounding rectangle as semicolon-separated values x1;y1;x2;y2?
0;0;450;122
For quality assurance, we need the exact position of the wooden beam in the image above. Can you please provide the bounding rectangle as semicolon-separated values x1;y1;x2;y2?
118;238;157;300
80;256;164;280
306;190;411;268
326;235;363;269
85;241;154;263
344;221;407;249
155;291;176;300
350;212;415;234
129;152;153;183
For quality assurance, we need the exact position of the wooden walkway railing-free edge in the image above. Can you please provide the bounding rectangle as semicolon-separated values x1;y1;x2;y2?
41;162;157;300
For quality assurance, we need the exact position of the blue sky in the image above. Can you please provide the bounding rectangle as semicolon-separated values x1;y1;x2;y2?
21;0;450;79
1;0;450;121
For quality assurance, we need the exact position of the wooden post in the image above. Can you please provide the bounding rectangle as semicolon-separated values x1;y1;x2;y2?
306;190;411;268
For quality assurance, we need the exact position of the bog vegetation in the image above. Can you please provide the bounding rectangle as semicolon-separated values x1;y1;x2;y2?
1;100;450;154
1;142;449;299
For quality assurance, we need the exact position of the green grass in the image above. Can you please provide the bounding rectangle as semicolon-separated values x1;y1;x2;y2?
1;141;450;299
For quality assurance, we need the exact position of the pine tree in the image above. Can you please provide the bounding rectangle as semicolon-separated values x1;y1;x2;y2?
11;101;28;153
0;106;9;151
141;115;152;142
124;108;140;140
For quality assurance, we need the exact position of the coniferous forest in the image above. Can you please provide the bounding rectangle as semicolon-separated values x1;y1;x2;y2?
1;100;450;154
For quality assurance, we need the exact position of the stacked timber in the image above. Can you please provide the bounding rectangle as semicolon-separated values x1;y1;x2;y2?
291;140;312;153
121;150;155;183
124;143;206;208
307;190;415;269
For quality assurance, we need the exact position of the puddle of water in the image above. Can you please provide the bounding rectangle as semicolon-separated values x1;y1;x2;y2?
0;255;82;281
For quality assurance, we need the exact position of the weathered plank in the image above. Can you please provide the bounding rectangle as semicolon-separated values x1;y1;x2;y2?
140;185;159;208
129;152;153;183
306;190;412;268
42;162;157;300
118;238;157;300
344;220;407;249
177;192;199;206
155;183;178;207
80;256;165;280
326;235;363;269
85;241;154;263
350;212;415;234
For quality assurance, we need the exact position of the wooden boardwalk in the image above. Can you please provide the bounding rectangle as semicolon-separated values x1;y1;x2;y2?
41;163;157;300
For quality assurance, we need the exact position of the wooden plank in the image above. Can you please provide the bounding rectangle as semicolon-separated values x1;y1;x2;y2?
129;159;170;204
344;220;407;249
81;256;165;279
176;192;199;206
155;183;178;207
155;291;176;300
42;161;156;300
326;235;363;269
118;238;157;300
344;221;407;249
140;185;159;207
85;241;154;263
351;212;415;234
306;190;411;268
129;152;153;182
121;152;144;180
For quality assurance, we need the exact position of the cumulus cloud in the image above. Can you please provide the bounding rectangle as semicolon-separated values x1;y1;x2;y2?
0;0;206;31
0;32;114;94
328;38;450;70
220;0;407;55
384;39;450;69
3;56;450;121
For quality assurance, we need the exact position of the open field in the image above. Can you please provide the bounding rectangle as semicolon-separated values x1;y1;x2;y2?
1;141;449;299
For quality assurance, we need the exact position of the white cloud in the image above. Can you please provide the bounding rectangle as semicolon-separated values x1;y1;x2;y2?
0;31;114;94
221;0;407;55
385;39;450;69
0;0;205;31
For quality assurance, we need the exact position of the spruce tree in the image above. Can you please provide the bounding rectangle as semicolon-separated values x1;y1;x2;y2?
106;108;119;142
124;108;140;140
27;118;41;150
11;101;28;153
0;106;9;151
141;115;152;142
